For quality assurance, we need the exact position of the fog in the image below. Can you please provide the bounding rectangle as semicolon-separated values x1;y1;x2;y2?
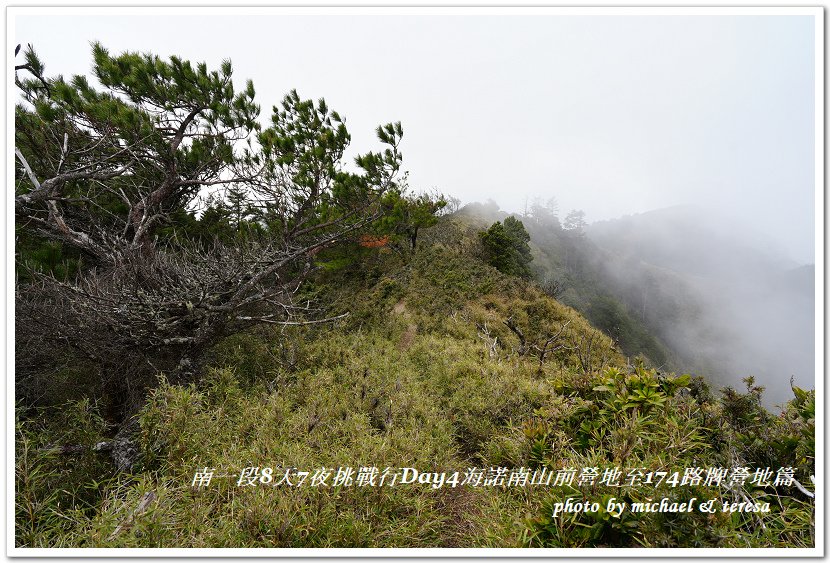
587;206;815;407
13;9;819;400
15;10;817;264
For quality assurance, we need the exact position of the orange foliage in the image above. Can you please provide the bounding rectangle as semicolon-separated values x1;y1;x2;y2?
358;234;390;248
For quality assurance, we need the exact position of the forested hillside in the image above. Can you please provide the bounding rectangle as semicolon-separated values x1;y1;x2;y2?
458;201;681;372
14;45;815;549
468;202;815;408
586;206;814;406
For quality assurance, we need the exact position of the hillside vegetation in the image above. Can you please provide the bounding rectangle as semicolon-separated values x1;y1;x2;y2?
14;45;814;550
17;217;815;548
587;206;815;406
465;202;815;408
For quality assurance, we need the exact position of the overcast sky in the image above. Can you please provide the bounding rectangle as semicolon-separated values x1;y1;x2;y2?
14;10;818;264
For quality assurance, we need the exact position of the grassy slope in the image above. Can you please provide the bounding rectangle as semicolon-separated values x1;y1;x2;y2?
15;217;815;548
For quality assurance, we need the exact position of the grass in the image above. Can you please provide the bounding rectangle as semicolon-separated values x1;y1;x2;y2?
15;217;815;548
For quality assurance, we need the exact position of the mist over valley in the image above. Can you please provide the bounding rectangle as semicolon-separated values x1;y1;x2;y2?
13;10;818;549
461;202;815;407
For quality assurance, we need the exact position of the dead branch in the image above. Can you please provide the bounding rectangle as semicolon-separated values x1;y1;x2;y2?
107;491;157;541
476;321;499;359
503;316;527;356
534;320;571;367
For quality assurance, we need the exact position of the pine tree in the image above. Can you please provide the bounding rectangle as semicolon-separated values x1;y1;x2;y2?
479;216;533;278
15;44;406;408
563;209;587;236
